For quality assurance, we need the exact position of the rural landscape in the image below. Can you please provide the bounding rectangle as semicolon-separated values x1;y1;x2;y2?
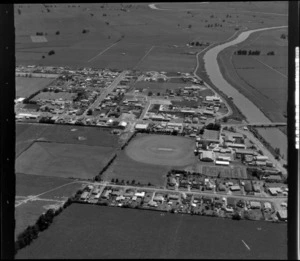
14;2;288;259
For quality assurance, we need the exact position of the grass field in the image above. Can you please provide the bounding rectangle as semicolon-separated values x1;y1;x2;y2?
125;134;196;166
16;77;54;98
16;123;121;158
31;91;76;101
15;199;64;239
201;165;248;179
16;123;49;157
134;81;187;95
103;150;170;186
15;173;85;240
16;142;116;179
16;204;287;259
217;28;288;124
15;3;287;71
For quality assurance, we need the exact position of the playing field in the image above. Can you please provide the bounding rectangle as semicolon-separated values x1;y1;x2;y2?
134;81;187;95
126;134;196;166
103;150;170;186
201;165;247;179
16;142;116;179
16;123;121;158
16;77;55;98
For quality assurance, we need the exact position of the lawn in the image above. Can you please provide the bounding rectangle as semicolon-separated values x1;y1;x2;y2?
134;81;187;95
16;204;287;259
16;77;55;98
16;123;122;153
16;142;117;179
202;165;247;179
103;150;170;186
31;91;76;101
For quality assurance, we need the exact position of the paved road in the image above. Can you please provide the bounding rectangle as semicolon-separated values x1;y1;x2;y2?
83;70;127;116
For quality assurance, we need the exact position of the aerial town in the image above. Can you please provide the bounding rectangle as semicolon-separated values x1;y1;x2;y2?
12;2;289;260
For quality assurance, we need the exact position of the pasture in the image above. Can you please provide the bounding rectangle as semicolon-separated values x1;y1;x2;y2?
16;142;116;179
15;173;84;240
15;199;64;239
16;77;54;98
16;123;122;154
16;204;287;259
15;3;287;71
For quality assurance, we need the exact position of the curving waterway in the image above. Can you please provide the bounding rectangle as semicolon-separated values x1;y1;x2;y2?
203;26;288;159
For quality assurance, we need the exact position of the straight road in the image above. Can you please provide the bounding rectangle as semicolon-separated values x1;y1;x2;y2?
83;70;127;116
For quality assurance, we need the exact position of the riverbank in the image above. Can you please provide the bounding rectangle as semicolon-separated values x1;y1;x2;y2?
201;26;288;160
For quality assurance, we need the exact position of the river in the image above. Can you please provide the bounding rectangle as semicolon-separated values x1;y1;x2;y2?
203;26;288;159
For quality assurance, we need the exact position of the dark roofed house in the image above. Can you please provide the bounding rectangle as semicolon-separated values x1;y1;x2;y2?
202;196;213;204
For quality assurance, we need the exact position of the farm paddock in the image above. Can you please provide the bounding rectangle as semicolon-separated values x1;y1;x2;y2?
16;141;117;179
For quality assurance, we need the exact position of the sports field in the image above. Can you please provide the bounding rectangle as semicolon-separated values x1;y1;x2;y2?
201;165;248;179
16;204;287;259
16;123;121;158
103;134;197;185
16;77;54;98
134;81;186;95
16;142;116;179
126;134;196;166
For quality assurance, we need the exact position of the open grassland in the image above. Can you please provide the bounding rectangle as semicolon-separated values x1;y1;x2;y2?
15;2;286;71
15;173;84;240
16;77;54;98
16;123;49;157
103;151;169;186
16;173;84;200
136;46;201;73
15;199;64;239
202;165;248;179
16;124;121;159
16;204;287;259
16;142;116;179
134;81;187;94
217;28;288;125
31;91;76;101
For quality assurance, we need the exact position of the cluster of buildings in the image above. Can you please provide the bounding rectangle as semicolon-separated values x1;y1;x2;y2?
76;183;287;222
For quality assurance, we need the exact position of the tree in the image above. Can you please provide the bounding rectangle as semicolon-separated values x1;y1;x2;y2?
42;55;45;59
87;109;93;115
18;9;21;15
157;92;160;96
223;116;228;123
48;50;55;56
148;182;152;186
55;31;60;35
148;91;153;96
188;24;192;29
116;178;119;183
131;180;135;185
111;178;115;183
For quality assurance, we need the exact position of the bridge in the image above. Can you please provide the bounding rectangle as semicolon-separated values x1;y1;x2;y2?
222;122;287;128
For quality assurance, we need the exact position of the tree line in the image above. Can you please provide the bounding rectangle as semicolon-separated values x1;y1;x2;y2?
15;198;73;255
